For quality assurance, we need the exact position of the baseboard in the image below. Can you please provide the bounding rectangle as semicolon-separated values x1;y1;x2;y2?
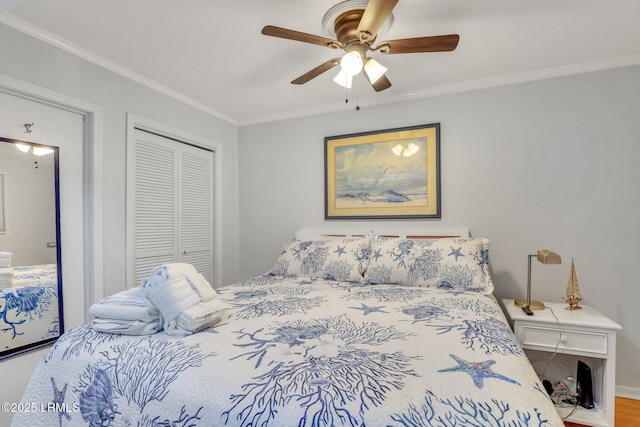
616;385;640;400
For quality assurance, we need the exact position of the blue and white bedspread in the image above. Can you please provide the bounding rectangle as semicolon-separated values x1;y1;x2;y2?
1;264;59;354
14;276;563;426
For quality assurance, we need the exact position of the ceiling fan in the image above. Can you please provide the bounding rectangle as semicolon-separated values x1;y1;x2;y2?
261;0;459;92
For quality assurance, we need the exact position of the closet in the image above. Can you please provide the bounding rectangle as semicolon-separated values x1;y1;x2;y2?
130;128;215;287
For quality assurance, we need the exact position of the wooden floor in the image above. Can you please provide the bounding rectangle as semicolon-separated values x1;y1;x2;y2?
564;397;640;426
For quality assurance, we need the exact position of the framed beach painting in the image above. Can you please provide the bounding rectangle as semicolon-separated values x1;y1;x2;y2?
325;123;440;219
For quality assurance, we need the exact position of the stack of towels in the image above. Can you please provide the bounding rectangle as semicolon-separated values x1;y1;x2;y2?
0;252;13;287
90;287;162;335
142;263;228;336
90;263;228;337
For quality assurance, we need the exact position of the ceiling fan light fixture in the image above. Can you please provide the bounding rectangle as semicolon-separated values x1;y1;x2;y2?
392;143;420;157
33;146;54;156
333;70;353;88
340;51;363;76
16;143;31;153
364;58;387;84
405;143;420;157
262;0;458;94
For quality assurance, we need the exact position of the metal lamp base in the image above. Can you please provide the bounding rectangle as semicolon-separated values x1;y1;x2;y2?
514;299;545;310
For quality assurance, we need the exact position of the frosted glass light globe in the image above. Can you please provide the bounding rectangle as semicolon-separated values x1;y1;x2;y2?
340;51;363;76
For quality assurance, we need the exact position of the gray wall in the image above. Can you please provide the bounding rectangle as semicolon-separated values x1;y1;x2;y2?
0;23;240;298
239;65;640;393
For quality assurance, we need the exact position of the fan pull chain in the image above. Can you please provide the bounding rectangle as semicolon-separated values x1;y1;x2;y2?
355;74;360;111
341;74;360;111
344;81;349;104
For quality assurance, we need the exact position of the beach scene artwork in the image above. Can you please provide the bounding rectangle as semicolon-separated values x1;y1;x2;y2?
334;137;428;209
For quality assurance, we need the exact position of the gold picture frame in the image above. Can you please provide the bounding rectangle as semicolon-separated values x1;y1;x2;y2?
325;123;440;219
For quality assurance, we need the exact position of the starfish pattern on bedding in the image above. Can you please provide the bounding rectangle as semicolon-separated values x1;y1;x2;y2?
334;245;347;256
50;377;71;426
448;246;465;261
349;303;388;315
438;354;521;389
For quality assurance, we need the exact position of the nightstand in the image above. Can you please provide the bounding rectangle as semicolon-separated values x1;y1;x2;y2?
502;299;622;427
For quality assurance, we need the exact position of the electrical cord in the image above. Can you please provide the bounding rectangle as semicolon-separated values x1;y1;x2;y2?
540;306;561;381
538;305;579;420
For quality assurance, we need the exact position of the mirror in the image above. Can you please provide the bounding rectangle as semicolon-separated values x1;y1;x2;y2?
0;136;63;360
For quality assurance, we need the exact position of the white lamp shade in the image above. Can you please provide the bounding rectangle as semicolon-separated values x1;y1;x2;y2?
33;147;54;156
392;143;420;157
333;70;353;88
16;143;30;153
405;143;419;157
364;58;387;84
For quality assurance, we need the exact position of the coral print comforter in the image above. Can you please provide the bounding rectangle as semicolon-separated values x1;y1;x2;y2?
13;276;562;426
1;264;59;355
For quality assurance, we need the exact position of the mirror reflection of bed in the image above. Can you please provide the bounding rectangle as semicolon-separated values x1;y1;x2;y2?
0;137;63;360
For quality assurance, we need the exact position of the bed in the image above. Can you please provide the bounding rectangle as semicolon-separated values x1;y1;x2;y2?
12;230;563;427
1;264;60;356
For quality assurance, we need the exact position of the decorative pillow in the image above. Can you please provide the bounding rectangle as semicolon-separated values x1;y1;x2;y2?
268;237;372;282
364;237;493;293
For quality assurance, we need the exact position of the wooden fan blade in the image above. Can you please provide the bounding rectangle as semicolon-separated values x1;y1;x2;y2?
262;25;341;49
371;75;392;92
291;58;341;85
378;34;460;54
365;74;391;92
365;73;392;92
357;0;399;42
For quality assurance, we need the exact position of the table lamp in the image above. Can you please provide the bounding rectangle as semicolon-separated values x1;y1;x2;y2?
514;249;561;314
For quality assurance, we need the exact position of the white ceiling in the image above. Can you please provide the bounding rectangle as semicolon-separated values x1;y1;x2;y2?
2;0;639;125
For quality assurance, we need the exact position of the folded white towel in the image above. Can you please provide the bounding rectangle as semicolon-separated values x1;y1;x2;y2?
141;263;222;336
144;276;201;321
164;299;228;337
187;272;217;301
142;263;216;318
89;287;160;323
0;252;11;268
164;263;217;301
0;268;13;287
101;286;146;301
92;318;162;335
178;299;228;329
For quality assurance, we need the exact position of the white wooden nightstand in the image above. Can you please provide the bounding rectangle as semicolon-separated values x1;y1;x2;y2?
502;299;622;427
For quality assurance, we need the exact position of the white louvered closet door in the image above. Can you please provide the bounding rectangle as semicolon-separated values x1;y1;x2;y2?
133;129;215;286
178;143;214;284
